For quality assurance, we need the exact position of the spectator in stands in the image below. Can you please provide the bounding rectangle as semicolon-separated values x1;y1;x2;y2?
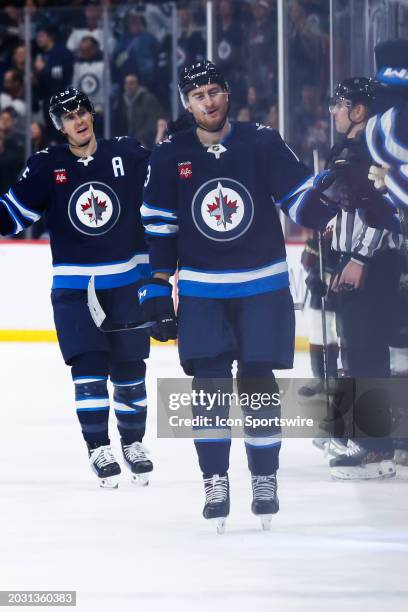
288;0;324;103
246;85;267;123
0;108;24;193
113;9;158;88
112;72;163;149
66;3;114;55
11;44;25;74
0;69;25;117
265;103;279;129
155;117;168;144
291;83;329;167
215;0;244;114
177;3;205;69
31;120;48;152
33;24;73;133
156;2;205;107
72;36;104;114
236;107;251;122
246;0;277;103
30;119;49;238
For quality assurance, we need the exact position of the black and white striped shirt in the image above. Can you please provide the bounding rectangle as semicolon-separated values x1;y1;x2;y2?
331;209;400;261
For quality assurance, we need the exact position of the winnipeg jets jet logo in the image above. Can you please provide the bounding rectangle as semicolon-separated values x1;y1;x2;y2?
80;185;108;225
192;178;254;242
68;182;121;236
207;182;238;228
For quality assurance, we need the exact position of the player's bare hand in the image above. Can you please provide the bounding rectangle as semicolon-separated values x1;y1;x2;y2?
331;260;366;292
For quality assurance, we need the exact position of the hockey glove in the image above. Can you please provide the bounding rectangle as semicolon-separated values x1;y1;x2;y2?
305;273;327;298
314;167;351;210
137;278;177;342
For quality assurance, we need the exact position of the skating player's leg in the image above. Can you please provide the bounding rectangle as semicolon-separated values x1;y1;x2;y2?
191;355;233;533
111;360;153;485
71;351;121;488
237;363;280;530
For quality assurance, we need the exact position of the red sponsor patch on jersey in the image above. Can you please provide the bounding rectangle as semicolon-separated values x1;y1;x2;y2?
54;169;67;184
178;161;192;179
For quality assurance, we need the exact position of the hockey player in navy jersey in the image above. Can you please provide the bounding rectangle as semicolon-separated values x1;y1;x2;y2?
0;87;153;488
138;60;339;531
365;40;408;232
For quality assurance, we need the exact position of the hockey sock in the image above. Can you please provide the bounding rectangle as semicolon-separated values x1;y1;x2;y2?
111;361;147;444
73;376;110;446
237;362;281;476
191;355;233;476
71;352;111;445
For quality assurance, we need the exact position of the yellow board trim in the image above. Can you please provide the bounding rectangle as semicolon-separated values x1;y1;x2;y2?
0;330;309;351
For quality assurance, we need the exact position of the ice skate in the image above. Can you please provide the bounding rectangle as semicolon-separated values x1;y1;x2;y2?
121;440;153;486
202;474;230;534
313;437;348;458
251;474;279;530
298;380;324;399
88;443;121;488
394;449;408;477
330;441;396;480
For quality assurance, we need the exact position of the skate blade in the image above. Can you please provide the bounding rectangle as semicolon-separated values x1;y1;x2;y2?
331;460;396;481
208;517;227;534
99;475;119;489
396;464;408;478
131;473;150;486
312;438;329;453
259;515;273;531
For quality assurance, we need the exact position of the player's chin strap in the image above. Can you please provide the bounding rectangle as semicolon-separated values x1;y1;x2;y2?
87;276;154;333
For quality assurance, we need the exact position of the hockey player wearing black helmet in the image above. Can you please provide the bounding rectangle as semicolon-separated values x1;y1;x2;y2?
178;60;230;134
365;40;408;229
49;87;96;154
0;86;155;488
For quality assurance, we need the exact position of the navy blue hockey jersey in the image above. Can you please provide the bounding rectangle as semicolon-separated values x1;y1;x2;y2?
0;137;150;290
366;103;408;211
142;122;337;298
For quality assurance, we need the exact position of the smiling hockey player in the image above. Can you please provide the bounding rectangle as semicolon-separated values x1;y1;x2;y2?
0;87;153;488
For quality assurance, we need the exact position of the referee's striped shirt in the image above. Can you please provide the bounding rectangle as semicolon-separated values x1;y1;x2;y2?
331;209;400;262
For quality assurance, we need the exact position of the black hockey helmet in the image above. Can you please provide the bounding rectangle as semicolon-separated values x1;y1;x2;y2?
49;87;94;130
329;77;376;112
178;60;229;108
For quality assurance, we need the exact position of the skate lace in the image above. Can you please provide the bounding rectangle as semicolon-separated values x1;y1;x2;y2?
252;475;276;501
90;445;116;468
123;441;149;462
345;441;361;457
203;475;228;505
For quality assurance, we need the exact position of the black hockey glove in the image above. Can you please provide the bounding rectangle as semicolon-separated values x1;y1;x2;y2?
314;167;351;209
305;273;327;298
137;278;177;342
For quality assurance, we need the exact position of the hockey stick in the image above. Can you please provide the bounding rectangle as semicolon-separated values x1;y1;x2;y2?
87;276;154;332
313;149;332;420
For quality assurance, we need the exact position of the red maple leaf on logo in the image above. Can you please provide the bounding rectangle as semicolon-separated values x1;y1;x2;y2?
81;193;107;225
207;193;238;229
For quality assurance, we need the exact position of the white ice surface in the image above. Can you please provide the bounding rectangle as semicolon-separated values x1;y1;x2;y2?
0;343;407;612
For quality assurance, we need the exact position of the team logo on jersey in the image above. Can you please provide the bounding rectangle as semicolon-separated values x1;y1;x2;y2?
54;169;67;184
178;161;192;179
68;181;121;236
191;178;254;242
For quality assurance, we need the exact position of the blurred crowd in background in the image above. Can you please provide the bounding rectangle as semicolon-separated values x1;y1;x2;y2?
0;0;331;239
